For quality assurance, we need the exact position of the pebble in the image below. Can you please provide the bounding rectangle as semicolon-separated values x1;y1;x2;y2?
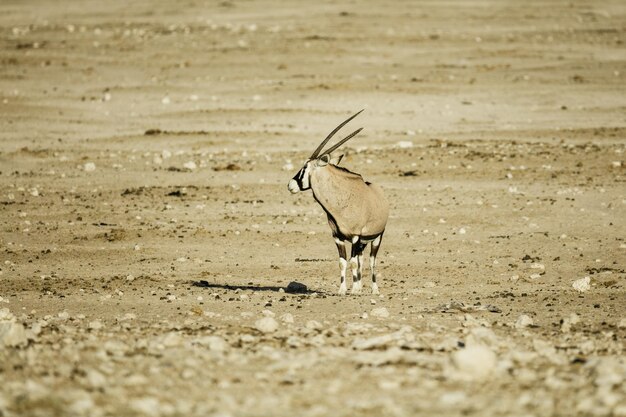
560;313;580;333
0;308;28;348
158;332;184;348
370;307;390;318
255;317;278;333
131;397;161;417
85;369;107;389
183;161;197;170
83;162;96;172
572;276;591;292
515;314;534;329
280;313;294;324
451;345;497;380
286;281;307;293
352;326;413;350
305;320;323;331
466;327;499;348
195;336;229;352
439;391;467;407
88;320;103;331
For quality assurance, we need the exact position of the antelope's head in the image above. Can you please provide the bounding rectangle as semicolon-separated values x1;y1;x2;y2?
288;110;364;194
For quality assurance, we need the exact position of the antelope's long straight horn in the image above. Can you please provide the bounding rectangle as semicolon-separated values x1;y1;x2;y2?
321;127;363;156
310;109;364;159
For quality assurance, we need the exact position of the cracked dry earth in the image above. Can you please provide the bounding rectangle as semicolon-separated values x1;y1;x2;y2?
0;1;625;416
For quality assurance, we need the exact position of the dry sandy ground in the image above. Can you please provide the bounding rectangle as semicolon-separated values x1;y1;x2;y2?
1;1;625;416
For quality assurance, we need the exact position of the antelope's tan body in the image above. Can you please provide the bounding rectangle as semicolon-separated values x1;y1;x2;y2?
311;164;388;239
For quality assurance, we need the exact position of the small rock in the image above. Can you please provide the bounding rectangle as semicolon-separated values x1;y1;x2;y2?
515;314;534;329
159;332;184;348
572;276;591;293
195;335;229;352
439;391;467;407
88;320;103;331
352;326;413;350
0;308;28;348
85;369;107;389
533;338;566;365
451;345;497;380
83;162;96;172
183;161;197;170
396;141;413;149
466;327;499;348
305;320;323;331
131;397;161;417
280;313;294;324
618;318;626;329
591;357;625;387
371;307;390;318
561;313;580;333
255;317;279;333
286;281;307;293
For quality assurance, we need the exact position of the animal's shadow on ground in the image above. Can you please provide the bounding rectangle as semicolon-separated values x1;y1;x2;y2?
190;280;321;295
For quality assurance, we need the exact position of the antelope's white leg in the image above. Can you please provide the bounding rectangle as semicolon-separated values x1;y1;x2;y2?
350;256;360;294
339;258;348;295
370;234;383;294
350;238;367;294
335;238;348;295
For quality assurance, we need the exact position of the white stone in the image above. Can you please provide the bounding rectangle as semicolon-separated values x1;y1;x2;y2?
195;335;229;352
84;162;96;172
0;308;28;348
395;141;413;149
451;345;497;380
515;314;534;329
371;307;390;318
183;161;197;170
131;397;161;417
561;313;580;333
280;313;294;324
572;276;591;292
466;327;499;348
85;369;107;389
305;320;323;331
159;332;184;348
88;320;103;330
255;317;278;333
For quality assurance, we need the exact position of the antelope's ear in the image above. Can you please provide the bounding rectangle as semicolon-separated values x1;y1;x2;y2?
317;154;330;167
330;154;344;166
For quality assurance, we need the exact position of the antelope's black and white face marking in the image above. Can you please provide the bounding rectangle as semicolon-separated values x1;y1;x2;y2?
288;160;314;194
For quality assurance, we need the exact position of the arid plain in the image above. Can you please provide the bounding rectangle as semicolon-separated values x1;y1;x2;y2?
0;1;625;416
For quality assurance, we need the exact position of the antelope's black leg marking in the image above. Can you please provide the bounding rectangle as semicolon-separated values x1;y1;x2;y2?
350;238;367;294
335;238;348;295
370;232;384;294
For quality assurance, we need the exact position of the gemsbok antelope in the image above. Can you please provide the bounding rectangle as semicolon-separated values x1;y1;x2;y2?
288;110;389;295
